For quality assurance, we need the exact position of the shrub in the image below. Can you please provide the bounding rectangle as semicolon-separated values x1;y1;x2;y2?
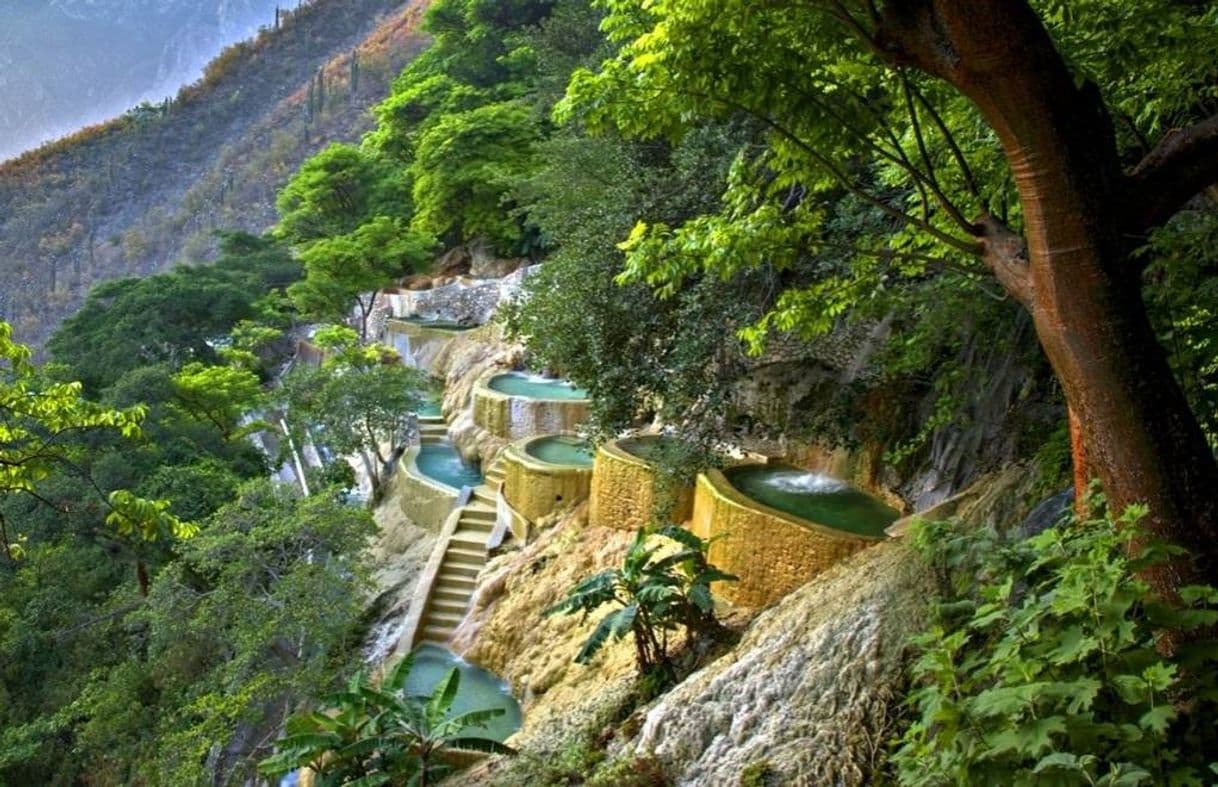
259;651;514;786
893;506;1218;786
545;525;736;689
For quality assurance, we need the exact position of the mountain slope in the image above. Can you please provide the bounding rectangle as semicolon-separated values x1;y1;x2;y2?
0;0;430;348
0;0;284;161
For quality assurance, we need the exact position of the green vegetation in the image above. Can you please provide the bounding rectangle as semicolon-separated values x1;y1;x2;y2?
0;323;193;561
5;0;1218;783
48;233;299;393
281;325;427;498
260;651;515;786
546;525;734;689
896;509;1218;785
0;237;390;782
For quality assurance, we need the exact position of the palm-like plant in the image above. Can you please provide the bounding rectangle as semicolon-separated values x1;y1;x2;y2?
545;525;736;681
259;653;514;786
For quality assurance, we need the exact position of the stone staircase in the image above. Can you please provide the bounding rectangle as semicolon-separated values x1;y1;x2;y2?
413;457;507;646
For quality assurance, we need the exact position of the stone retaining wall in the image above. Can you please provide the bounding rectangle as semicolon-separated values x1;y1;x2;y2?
689;470;881;608
472;376;589;441
501;439;593;524
589;439;694;531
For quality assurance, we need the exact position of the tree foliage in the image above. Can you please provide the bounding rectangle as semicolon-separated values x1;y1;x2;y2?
281;326;426;498
48;233;300;393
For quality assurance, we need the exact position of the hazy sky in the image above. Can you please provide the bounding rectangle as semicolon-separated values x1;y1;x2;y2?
0;0;283;162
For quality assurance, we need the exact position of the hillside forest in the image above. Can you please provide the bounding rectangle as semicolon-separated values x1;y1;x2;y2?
2;0;1218;785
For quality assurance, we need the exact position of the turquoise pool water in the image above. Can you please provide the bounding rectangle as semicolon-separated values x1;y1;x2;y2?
405;645;522;741
618;435;690;464
525;435;595;467
417;399;443;418
416;442;484;489
724;465;898;538
488;372;589;401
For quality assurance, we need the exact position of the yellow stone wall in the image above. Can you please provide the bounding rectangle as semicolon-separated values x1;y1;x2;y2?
502;442;593;524
589;440;694;531
690;470;880;608
394;448;460;532
472;377;590;441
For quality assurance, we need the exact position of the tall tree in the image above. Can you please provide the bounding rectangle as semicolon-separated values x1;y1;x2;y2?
287;217;433;340
280;327;426;498
564;0;1218;600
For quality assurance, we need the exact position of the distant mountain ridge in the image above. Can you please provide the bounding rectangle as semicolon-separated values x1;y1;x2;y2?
0;0;284;162
0;0;430;349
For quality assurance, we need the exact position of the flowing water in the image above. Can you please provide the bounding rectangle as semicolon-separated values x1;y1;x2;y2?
724;465;898;537
524;435;595;467
488;372;589;400
416;441;484;489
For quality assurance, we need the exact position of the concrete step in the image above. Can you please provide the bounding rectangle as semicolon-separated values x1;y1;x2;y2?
444;547;487;565
438;563;481;580
432;586;473;603
456;522;494;537
418;415;446;425
433;579;475;599
448;534;489;551
462;505;496;520
429;598;470;618
472;487;497;506
426;609;466;628
419;624;455;643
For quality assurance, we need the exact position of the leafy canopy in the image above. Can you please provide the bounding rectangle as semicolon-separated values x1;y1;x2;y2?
0;321;194;559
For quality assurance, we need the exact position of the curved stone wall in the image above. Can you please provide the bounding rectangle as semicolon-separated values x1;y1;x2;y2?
394;446;460;531
472;375;589;441
501;437;593;526
589;438;694;531
689;469;882;608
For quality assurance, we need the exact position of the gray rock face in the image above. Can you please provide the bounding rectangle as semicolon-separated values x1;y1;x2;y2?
1017;488;1073;538
634;541;931;787
386;266;537;326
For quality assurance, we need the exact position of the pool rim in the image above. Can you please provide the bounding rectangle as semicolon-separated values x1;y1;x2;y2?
520;433;596;469
607;433;695;468
385;316;482;336
481;370;592;404
709;465;892;542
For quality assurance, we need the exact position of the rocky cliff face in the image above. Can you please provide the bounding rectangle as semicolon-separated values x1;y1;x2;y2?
0;0;281;161
630;540;927;786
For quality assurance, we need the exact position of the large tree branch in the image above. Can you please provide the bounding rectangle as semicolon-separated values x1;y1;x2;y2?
1126;114;1218;234
975;213;1032;308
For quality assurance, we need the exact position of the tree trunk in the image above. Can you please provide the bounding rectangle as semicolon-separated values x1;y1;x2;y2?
1068;406;1090;518
879;0;1218;597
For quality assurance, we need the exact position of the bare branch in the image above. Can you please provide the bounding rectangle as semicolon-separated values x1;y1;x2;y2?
1126;113;1218;234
